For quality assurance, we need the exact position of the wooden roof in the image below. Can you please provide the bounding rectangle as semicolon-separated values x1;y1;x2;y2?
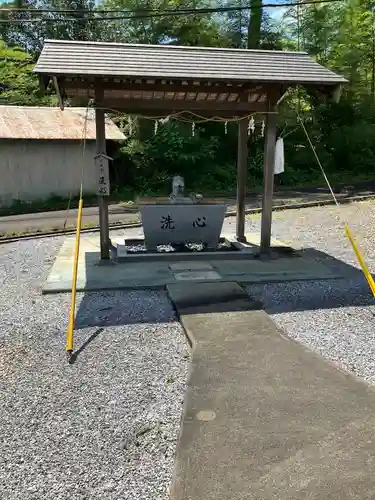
34;40;347;116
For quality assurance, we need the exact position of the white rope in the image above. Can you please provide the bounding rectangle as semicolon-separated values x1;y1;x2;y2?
296;112;340;210
261;120;265;137
248;116;255;135
63;101;90;229
79;102;90;198
296;110;375;301
95;106;277;125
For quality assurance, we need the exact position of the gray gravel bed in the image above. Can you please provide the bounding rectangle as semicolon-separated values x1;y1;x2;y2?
0;237;189;500
117;204;375;384
3;200;374;499
234;201;375;385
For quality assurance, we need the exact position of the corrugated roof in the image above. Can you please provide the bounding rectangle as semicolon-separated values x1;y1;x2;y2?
0;106;125;140
33;40;347;85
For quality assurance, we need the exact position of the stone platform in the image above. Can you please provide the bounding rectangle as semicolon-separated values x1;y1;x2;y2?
43;232;342;294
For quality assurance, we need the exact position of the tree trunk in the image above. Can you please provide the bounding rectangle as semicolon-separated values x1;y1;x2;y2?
371;23;375;99
247;0;263;49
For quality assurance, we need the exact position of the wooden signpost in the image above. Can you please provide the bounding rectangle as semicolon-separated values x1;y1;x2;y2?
94;153;112;196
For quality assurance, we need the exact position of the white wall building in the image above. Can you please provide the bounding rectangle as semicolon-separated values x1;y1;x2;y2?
0;106;125;206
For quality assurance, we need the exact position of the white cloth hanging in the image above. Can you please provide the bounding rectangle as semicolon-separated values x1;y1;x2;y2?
274;137;285;175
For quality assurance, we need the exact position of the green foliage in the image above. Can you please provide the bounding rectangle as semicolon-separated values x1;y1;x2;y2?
2;0;375;199
115;121;229;194
315;99;375;174
1;1;98;51
0;40;56;105
98;0;228;46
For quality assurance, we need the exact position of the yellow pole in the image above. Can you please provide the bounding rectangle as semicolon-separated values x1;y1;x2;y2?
297;111;375;297
66;198;84;355
344;224;375;297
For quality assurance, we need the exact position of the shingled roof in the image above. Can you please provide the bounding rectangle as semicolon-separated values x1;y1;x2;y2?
34;40;346;86
0;106;125;140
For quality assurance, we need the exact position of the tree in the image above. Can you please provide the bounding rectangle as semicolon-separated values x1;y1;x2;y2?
2;0;375;198
330;0;374;96
216;0;283;50
41;0;97;41
100;0;226;46
287;0;375;97
0;39;56;105
0;0;98;53
248;0;262;48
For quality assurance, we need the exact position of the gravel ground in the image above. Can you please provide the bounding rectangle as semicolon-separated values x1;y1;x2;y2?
234;201;375;385
0;237;189;500
2;200;375;500
90;203;375;387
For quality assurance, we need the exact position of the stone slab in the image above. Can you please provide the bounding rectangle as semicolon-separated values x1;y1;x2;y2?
245;232;294;248
224;232;298;250
167;282;262;315
215;256;336;281
43;234;343;293
43;235;173;293
174;270;222;281
169;262;214;271
167;281;375;500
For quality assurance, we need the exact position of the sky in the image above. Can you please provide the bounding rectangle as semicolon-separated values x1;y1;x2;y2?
269;6;288;21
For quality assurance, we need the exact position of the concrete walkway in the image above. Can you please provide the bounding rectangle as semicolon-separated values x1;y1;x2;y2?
167;282;375;500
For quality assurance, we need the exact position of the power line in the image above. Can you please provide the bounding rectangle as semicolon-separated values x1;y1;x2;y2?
1;7;161;14
0;0;345;24
0;0;343;14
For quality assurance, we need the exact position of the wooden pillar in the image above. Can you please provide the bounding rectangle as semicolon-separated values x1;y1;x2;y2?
260;111;278;254
236;118;248;242
95;88;110;260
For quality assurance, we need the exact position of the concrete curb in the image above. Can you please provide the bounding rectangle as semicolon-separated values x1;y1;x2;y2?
242;193;374;215
0;193;373;244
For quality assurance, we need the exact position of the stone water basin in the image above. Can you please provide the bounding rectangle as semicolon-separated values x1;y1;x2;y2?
139;202;226;250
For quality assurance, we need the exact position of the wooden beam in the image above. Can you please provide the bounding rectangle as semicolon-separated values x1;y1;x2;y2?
57;76;342;103
302;83;342;98
62;77;266;95
38;74;50;92
277;89;290;106
97;98;269;114
236;119;249;242
52;76;64;111
95;87;111;261
332;84;343;103
260;108;278;254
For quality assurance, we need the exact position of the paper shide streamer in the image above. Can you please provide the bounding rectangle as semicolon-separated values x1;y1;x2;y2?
248;116;255;135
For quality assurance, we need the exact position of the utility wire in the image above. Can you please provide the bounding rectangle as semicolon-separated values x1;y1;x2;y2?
0;0;345;24
0;0;344;13
1;7;201;14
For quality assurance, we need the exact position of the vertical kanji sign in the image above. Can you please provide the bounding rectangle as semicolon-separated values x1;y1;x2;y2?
94;153;112;196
